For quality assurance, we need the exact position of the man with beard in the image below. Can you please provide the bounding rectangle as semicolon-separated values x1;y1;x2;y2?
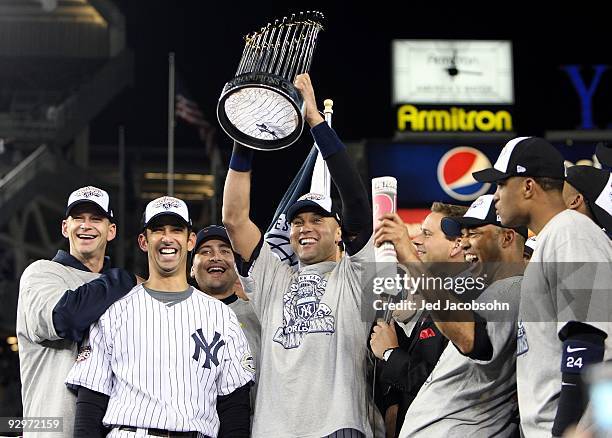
190;224;261;414
375;194;526;436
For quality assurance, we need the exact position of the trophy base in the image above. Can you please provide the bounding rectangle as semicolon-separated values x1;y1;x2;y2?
217;73;305;151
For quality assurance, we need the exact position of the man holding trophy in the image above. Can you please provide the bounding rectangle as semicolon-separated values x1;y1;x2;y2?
222;71;375;437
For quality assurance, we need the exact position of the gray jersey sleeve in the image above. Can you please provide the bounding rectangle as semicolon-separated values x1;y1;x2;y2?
216;308;256;396
65;316;114;395
546;239;612;336
18;262;68;343
238;242;294;318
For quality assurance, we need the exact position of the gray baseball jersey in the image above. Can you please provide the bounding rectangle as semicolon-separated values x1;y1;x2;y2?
16;258;103;438
398;275;522;437
517;210;612;438
239;238;375;438
65;285;254;437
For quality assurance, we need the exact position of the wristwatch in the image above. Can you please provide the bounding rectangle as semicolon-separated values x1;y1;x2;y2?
383;348;396;361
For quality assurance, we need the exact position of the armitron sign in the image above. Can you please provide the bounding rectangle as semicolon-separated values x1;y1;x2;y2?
398;104;513;132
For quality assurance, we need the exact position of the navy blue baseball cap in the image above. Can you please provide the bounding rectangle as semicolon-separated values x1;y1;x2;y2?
441;194;529;239
596;144;612;168
473;137;565;183
565;165;612;233
194;225;231;253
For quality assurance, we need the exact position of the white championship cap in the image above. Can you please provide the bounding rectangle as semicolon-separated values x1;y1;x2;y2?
142;196;191;229
66;186;113;219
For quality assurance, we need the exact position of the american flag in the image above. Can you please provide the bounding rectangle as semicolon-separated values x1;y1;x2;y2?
175;75;216;148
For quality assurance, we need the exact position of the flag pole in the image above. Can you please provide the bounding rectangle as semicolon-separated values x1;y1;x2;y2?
167;52;176;196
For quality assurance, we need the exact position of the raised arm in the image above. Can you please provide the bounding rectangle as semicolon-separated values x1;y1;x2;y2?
374;213;487;357
294;73;372;254
222;143;262;261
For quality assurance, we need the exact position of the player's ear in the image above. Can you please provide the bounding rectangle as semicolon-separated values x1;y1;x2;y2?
523;178;536;199
106;222;117;242
501;228;515;248
187;231;196;252
568;193;584;210
61;219;69;238
138;233;148;252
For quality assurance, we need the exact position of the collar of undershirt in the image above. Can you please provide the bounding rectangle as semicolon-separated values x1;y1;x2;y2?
221;293;238;305
144;285;193;306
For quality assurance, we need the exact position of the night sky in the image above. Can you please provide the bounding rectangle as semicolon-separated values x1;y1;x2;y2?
90;1;612;226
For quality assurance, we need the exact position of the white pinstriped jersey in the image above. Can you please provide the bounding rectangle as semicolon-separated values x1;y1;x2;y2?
65;285;254;437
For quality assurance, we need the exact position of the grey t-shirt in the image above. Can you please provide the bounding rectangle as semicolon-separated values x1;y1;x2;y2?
239;238;375;438
517;209;612;438
398;275;522;437
16;259;102;438
144;286;193;305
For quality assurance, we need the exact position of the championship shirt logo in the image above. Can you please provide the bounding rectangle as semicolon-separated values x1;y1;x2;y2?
517;320;529;356
437;147;492;201
75;186;103;199
154;196;181;210
273;273;335;349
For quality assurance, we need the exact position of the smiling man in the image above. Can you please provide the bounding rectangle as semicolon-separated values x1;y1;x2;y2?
66;196;254;438
369;202;466;438
374;194;525;436
222;73;374;437
16;186;137;438
190;225;261;419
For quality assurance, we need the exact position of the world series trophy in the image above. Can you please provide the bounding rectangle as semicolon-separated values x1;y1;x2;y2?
217;11;325;150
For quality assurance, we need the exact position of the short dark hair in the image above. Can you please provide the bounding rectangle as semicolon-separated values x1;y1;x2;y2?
533;177;564;192
431;202;469;217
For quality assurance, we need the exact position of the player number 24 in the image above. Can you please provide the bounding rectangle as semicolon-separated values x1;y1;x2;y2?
566;357;583;368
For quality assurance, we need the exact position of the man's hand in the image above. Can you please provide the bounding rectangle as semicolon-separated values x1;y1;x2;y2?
294;73;324;127
234;279;249;301
374;213;420;265
370;320;400;360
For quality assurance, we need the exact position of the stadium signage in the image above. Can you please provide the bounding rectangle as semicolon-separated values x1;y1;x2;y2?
397;104;512;132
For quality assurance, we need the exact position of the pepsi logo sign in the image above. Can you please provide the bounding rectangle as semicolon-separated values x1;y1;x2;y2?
437;147;492;201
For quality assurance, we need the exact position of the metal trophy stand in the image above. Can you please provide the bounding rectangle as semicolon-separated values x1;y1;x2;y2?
217;11;325;150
